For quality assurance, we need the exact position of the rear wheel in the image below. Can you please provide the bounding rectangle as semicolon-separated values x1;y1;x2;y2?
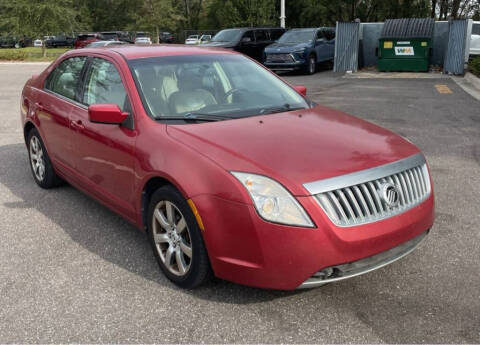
147;185;211;289
27;128;62;189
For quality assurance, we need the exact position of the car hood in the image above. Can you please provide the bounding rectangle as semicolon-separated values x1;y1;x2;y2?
203;41;236;48
166;105;420;196
265;42;311;53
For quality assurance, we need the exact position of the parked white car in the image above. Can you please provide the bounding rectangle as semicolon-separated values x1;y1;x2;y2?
135;37;152;45
33;39;43;47
185;35;200;45
470;22;480;56
199;34;212;44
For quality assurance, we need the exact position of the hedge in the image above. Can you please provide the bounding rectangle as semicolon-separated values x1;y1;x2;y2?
470;56;480;77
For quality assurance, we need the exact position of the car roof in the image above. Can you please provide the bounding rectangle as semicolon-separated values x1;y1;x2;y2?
66;44;237;60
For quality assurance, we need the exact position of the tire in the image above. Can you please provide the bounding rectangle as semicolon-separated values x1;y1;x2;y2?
147;185;211;289
305;54;316;75
27;128;62;189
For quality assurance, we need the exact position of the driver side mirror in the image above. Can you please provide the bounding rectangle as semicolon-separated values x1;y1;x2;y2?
293;85;307;97
241;37;252;43
88;104;128;125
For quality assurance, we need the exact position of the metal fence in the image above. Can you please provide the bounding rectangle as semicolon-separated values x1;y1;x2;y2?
444;19;469;75
334;22;360;72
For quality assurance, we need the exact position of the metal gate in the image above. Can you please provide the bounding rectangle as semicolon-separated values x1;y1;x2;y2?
334;22;360;72
444;19;468;75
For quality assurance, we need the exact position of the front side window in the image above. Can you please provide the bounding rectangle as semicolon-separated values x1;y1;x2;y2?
129;54;309;121
46;56;87;100
82;58;129;111
242;31;255;43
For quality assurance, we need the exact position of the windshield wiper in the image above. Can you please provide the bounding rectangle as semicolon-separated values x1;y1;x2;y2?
159;113;232;122
259;104;306;115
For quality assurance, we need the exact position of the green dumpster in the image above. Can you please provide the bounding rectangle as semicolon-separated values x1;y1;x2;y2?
378;18;434;72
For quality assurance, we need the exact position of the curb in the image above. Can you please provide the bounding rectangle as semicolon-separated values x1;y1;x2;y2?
464;72;480;91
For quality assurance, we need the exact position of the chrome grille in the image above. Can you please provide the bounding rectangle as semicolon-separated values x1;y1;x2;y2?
266;53;295;63
303;154;431;227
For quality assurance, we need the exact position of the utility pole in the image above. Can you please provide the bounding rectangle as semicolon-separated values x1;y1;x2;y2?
280;0;286;28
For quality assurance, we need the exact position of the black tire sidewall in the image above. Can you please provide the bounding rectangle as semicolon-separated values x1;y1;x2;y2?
147;186;210;288
307;55;316;75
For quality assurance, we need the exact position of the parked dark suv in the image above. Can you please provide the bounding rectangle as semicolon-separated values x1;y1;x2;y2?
204;27;286;61
264;27;336;74
45;35;75;48
100;31;132;43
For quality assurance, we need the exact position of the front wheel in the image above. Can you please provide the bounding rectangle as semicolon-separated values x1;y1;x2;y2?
147;186;211;289
305;55;316;75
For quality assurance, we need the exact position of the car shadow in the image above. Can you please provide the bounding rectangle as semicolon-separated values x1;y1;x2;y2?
0;142;305;303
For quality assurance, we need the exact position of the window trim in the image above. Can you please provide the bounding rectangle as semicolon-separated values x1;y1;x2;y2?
80;55;135;130
44;55;89;103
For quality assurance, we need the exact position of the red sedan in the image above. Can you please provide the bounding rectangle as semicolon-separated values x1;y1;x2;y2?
20;45;434;290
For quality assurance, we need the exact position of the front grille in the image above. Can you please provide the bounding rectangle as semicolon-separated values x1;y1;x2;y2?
306;155;431;227
266;53;295;63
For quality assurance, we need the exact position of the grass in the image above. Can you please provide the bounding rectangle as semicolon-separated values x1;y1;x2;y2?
0;47;70;61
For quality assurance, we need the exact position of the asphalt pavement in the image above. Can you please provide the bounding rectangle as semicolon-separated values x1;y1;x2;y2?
0;63;479;343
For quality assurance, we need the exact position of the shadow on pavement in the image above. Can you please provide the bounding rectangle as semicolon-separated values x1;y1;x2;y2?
0;142;305;303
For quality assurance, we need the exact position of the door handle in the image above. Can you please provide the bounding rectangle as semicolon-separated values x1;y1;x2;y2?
71;119;85;131
35;102;44;111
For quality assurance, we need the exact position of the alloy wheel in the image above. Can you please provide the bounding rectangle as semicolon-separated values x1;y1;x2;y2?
152;200;193;276
309;57;316;74
30;136;45;182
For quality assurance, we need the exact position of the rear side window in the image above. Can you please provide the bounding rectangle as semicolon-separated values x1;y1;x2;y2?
45;56;87;100
82;58;129;111
255;30;269;42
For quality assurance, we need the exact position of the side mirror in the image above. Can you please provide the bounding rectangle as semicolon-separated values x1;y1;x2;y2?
241;37;252;43
293;85;307;96
88;104;128;125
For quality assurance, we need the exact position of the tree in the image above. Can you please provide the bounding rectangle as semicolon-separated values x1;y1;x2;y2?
0;0;80;55
133;0;183;42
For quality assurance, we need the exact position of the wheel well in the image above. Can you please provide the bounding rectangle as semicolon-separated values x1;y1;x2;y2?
23;122;35;145
141;177;174;232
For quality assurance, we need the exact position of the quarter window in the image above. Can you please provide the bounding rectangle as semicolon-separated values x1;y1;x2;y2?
82;58;129;111
46;57;87;100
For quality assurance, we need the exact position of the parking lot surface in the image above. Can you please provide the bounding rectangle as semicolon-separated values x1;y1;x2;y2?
0;63;479;343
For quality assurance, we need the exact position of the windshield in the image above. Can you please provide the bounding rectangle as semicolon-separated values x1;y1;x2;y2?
211;29;242;43
129;54;309;121
278;30;315;43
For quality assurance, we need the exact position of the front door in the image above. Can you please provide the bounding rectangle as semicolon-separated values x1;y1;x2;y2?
69;56;137;219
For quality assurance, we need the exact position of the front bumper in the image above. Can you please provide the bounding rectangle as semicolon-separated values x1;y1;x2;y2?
192;191;434;290
264;61;305;71
298;229;428;288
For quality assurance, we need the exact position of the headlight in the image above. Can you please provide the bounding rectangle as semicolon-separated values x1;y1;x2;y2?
293;48;306;54
231;172;314;228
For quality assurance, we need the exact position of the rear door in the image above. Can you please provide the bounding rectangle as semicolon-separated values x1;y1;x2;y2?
38;56;87;171
69;56;137;219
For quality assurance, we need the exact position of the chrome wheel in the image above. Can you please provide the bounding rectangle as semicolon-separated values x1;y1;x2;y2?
30;136;45;182
152;200;192;276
